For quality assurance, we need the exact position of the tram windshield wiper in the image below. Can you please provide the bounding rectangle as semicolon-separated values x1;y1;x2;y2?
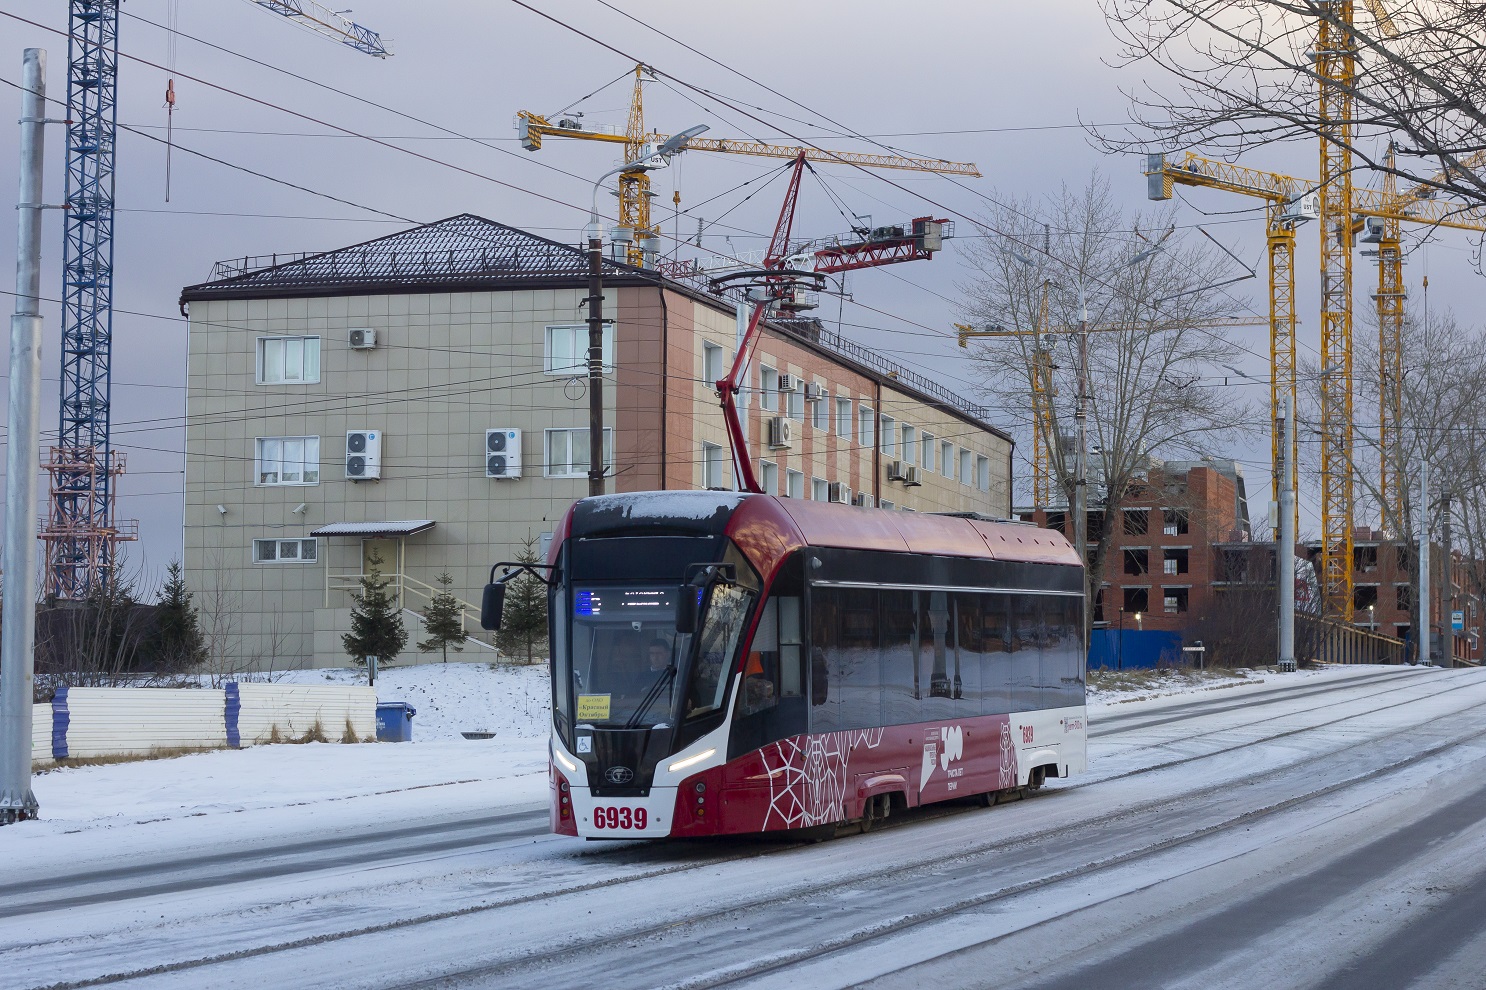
625;666;677;729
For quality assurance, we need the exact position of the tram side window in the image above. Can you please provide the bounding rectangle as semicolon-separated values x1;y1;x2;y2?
951;595;983;713
880;590;919;727
809;588;839;732
551;583;572;738
979;593;1013;716
1062;596;1087;706
834;588;881;731
918;590;959;723
1038;598;1067;711
1009;595;1042;713
738;594;803;717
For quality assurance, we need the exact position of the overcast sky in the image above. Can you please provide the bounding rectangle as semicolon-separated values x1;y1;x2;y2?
2;0;1482;589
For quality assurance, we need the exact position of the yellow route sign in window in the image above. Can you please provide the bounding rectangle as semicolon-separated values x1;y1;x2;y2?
576;694;612;721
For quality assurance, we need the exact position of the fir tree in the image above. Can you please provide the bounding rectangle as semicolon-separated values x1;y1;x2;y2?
149;561;205;671
418;572;466;664
497;533;549;664
342;548;407;678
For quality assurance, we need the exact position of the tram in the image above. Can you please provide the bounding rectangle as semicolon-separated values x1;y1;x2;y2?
482;489;1087;839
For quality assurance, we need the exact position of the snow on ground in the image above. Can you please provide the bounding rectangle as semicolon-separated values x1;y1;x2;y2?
19;662;554;845
1087;662;1403;710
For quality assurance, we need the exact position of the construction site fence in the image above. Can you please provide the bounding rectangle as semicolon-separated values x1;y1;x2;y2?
1296;614;1408;665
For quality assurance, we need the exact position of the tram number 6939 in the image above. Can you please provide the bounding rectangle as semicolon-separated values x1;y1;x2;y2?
1022;725;1035;744
593;806;647;830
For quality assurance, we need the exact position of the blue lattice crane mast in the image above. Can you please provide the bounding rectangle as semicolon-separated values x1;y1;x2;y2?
40;1;390;598
41;0;130;599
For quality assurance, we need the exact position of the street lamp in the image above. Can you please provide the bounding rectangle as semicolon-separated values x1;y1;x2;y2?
583;124;709;497
1135;610;1143;631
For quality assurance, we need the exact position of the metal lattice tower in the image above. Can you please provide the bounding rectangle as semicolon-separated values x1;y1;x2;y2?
1373;147;1406;535
42;0;135;598
1316;3;1358;621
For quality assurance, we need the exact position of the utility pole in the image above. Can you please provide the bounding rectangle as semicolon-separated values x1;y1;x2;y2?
1;49;47;825
1073;285;1090;570
1277;393;1296;672
586;235;605;497
1418;460;1431;665
1442;489;1454;668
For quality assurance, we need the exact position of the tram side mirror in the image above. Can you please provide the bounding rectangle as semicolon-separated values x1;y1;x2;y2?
676;585;701;635
480;582;506;631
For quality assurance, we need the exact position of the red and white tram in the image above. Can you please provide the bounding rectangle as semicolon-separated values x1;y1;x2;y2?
484;490;1086;839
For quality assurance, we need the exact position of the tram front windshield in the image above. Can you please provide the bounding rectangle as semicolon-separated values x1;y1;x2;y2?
568;583;754;729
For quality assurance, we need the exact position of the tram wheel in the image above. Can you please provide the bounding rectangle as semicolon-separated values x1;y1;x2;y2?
1026;767;1047;793
978;791;995;808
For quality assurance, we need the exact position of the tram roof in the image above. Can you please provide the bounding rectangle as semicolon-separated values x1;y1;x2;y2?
566;492;1080;578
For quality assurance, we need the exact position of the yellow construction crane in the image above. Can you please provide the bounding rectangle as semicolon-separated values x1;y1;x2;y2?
516;65;981;266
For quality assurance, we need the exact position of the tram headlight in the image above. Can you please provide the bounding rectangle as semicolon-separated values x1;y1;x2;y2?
667;748;716;774
553;746;578;773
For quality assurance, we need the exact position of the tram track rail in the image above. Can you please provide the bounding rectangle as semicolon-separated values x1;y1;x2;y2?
29;669;1486;990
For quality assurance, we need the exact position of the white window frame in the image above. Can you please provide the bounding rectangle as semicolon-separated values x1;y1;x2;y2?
544;427;614;478
959;449;974;485
922;432;936;471
702;341;725;386
901;424;918;465
787;386;805;422
702;441;726;489
761;366;779;412
859;405;875;448
544;324;615;376
811;477;828;501
812;387;830;431
760;459;779;494
880;415;897;455
255;436;320;486
941;440;956;479
880;499;896;511
253;537;318;564
786;469;805;499
976;454;991;492
256;336;321;385
836;397;853;439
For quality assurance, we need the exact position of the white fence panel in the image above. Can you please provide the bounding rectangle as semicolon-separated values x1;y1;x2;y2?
33;703;52;765
62;687;227;759
235;684;376;745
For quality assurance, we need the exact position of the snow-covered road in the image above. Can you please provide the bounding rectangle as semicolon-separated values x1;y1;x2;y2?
8;664;1486;990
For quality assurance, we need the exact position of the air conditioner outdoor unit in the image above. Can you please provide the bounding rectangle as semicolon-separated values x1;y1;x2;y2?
349;327;377;349
777;374;798;393
768;416;795;449
804;382;824;402
486;429;523;479
346;430;383;480
887;459;908;482
827;482;850;504
853;493;874;508
904;466;922;487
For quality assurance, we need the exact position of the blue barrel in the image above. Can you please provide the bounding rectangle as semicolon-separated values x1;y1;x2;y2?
376;702;416;742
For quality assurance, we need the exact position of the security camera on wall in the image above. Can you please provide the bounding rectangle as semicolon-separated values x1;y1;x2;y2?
346;430;382;480
486;429;522;479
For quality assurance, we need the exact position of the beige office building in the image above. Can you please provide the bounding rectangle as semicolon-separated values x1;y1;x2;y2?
179;215;1014;668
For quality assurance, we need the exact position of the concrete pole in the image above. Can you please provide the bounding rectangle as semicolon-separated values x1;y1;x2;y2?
1;49;47;825
1418;459;1431;665
1442;489;1454;668
1073;284;1089;570
1278;393;1296;672
586;236;605;498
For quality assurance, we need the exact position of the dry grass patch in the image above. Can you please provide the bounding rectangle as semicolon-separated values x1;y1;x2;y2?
33;746;221;774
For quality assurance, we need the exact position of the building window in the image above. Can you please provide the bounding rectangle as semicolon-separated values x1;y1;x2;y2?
256;336;320;385
701;442;727;489
253;538;317;564
942;440;956;479
786;469;804;499
545;427;613;478
1124;549;1150;575
1164;588;1189;614
859;405;875;447
1396;584;1413;611
761;366;779;412
836;397;853;438
880;415;897;455
1124;509;1149;536
901;425;917;465
1166;548;1189;575
1123;587;1149;613
702;341;725;386
813;388;830;430
880;499;895;511
812;477;828;501
922;433;936;471
858;494;874;508
976;455;991;491
787;385;805;421
959;449;973;485
544;324;614;375
761;459;778;494
255;436;320;486
1162;508;1189;536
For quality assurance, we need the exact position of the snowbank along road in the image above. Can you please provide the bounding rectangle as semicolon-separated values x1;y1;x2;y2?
7;665;1486;990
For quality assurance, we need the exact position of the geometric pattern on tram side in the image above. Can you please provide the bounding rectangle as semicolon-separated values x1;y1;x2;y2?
761;728;885;830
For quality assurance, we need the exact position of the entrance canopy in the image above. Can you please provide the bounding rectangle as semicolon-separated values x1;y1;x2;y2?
311;520;435;538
